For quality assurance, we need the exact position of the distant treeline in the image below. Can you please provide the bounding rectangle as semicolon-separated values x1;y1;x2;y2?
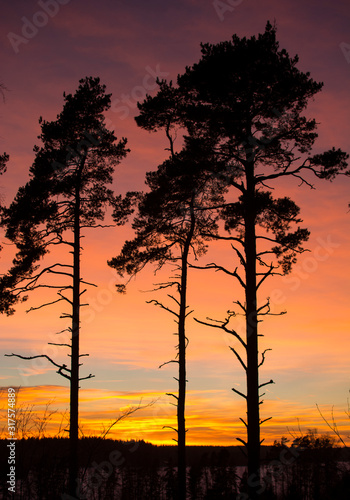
1;436;350;499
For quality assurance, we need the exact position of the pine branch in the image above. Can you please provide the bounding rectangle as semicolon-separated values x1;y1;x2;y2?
142;281;179;294
159;360;179;368
201;233;245;246
4;353;71;379
48;342;71;348
257;299;286;317
47;269;74;279
229;346;247;371
54;328;70;335
239;417;248;428
256;264;278;289
166;393;179;401
258;348;272;368
80;280;97;287
57;291;73;306
230;244;246;268
259;379;274;389
232;387;247;399
236;437;247;447
17;263;74;290
146;299;179;318
57;365;71;380
260;416;273;425
189;262;246;289
79;374;95;381
167;294;180;307
185;309;194;318
163;425;178;434
26;297;64;313
233;301;246;314
194;312;246;348
256;234;310;254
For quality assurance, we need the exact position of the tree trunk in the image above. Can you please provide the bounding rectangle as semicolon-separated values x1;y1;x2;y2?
69;165;82;497
177;271;187;500
177;202;195;500
244;162;261;499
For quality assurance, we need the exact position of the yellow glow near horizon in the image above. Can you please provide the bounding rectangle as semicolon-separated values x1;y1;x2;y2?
1;385;349;446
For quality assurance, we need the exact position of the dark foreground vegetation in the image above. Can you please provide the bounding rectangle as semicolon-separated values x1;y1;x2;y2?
1;434;349;499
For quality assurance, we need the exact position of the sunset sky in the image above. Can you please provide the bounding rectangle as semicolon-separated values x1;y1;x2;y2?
0;0;349;446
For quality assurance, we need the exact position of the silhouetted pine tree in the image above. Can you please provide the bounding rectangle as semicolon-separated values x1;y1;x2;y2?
1;76;132;497
135;21;349;499
109;142;223;500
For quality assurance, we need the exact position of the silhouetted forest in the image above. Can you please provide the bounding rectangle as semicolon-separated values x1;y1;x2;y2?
0;435;350;499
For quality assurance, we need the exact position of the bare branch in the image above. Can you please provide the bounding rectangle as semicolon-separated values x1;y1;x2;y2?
159;360;179;369
146;299;179;318
79;374;95;381
5;353;70;372
257;299;286;317
230;244;246;268
239;417;248;428
81;280;97;287
229;346;247;371
232;387;247;399
166;393;179;401
260;416;273;425
5;353;71;381
189;262;246;289
194;313;246;348
48;342;71;348
142;280;179;293
26;297;64;313
163;425;178;434
316;404;347;446
167;294;180;307
201;233;245;246
57;366;71;380
256;264;277;289
236;437;247;447
57;291;73;306
258;348;272;368
259;379;274;389
55;328;70;335
233;301;246;314
99;399;157;440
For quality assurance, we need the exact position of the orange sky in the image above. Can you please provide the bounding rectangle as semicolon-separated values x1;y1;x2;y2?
1;0;350;446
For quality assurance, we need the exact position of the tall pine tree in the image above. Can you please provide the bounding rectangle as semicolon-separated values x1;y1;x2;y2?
2;76;131;497
109;142;223;499
135;22;349;498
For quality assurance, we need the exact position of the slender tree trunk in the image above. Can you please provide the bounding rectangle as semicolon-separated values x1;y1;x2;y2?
69;166;83;497
244;163;260;499
177;202;195;500
177;270;187;500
